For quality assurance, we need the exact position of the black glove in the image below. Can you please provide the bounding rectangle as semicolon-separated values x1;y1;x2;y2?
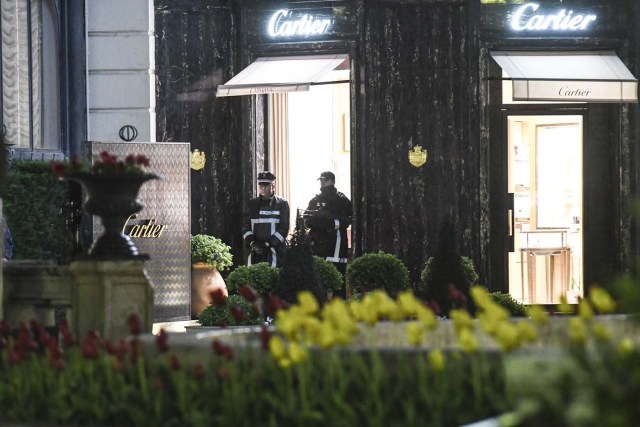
251;240;267;255
304;215;322;229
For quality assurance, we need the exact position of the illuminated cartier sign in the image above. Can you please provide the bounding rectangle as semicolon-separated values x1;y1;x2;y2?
267;9;333;38
123;214;168;238
510;3;597;31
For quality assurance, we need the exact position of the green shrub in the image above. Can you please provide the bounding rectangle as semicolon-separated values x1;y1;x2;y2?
191;234;233;271
3;161;74;264
314;256;343;293
226;263;280;298
197;294;262;326
346;251;410;298
490;291;527;317
421;256;479;291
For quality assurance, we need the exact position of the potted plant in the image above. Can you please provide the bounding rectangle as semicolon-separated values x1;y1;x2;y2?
191;234;233;318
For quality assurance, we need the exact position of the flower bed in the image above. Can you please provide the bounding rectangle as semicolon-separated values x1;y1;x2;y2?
1;286;639;426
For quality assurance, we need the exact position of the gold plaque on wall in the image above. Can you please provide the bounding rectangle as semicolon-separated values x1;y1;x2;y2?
408;145;428;168
190;149;205;170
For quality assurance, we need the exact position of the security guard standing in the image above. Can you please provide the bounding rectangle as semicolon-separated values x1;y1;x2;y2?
304;171;352;298
242;171;290;268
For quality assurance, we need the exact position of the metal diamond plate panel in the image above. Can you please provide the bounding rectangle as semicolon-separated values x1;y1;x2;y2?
82;141;191;321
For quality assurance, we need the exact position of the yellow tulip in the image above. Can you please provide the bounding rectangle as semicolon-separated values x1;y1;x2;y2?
617;338;634;356
457;328;478;353
591;322;611;342
495;322;520;352
278;357;292;369
269;336;287;360
406;322;424;346
516;321;538;343
557;295;574;314
398;291;423;316
428;349;446;372
417;306;437;330
298;291;319;315
527;305;548;326
589;287;616;314
470;286;492;309
568;317;587;344
288;342;308;365
578;299;593;320
450;309;473;333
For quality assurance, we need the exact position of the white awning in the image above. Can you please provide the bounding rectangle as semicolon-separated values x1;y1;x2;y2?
491;51;638;102
216;54;349;97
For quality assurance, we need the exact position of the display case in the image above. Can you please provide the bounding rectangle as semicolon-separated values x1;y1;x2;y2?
520;230;570;304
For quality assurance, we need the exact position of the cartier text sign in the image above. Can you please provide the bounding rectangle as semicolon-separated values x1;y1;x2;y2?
510;3;597;32
267;9;333;38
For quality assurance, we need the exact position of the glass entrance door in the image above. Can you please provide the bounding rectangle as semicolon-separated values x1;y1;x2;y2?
508;115;583;304
267;68;351;237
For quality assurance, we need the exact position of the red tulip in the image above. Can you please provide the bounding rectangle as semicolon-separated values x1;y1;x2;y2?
426;300;441;316
156;329;170;352
129;338;142;363
217;366;230;381
135;154;150;167
0;320;11;336
239;285;259;302
260;325;271;350
82;338;99;359
447;283;467;307
212;339;224;355
50;161;67;178
47;343;62;360
8;350;21;365
128;313;142;336
29;319;45;340
194;363;206;380
266;295;288;317
170;354;181;371
251;303;263;319
58;319;76;347
153;376;164;391
212;339;234;361
230;305;246;323
50;358;65;372
209;288;228;307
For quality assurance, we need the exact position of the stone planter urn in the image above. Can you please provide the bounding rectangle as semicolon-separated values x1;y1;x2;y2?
191;262;228;318
70;171;160;259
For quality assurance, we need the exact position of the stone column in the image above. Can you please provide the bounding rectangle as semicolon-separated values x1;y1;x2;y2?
70;260;154;340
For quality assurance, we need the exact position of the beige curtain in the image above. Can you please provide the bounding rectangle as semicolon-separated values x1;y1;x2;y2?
1;0;42;149
269;93;291;207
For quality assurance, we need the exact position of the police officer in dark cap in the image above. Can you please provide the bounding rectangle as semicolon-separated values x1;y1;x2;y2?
304;171;352;298
242;171;290;267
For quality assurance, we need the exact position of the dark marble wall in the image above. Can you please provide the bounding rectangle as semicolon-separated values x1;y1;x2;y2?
358;0;481;283
155;0;247;262
154;0;640;286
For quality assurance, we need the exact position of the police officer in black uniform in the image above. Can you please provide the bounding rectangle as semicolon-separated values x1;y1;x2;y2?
304;171;352;298
242;171;290;268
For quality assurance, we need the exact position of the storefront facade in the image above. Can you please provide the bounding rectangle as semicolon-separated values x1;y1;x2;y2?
5;1;635;304
481;1;639;303
153;0;640;302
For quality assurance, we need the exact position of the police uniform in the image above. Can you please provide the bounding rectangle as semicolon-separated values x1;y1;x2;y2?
242;172;290;268
304;172;352;295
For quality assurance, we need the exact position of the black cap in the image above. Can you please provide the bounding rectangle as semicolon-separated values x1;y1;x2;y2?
317;171;335;181
257;171;276;183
